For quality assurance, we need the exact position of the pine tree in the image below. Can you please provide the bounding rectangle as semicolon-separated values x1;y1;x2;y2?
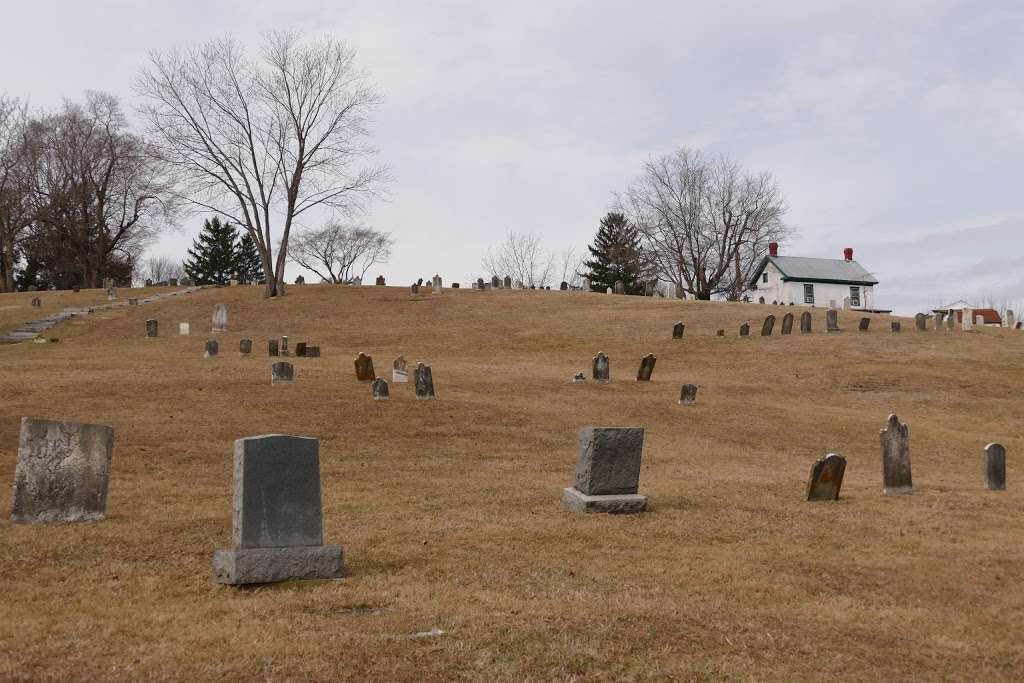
582;212;646;294
235;232;263;284
183;217;240;285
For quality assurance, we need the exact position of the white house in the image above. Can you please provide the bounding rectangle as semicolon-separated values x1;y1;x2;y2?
748;244;881;310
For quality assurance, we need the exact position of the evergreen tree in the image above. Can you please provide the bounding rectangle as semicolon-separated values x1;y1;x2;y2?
235;232;263;284
583;212;646;294
183;217;240;285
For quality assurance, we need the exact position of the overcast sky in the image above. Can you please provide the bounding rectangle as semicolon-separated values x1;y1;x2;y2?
3;1;1022;314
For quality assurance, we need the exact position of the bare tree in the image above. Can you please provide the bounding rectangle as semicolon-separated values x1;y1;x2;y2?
481;231;554;288
140;255;184;284
620;148;789;300
288;222;391;283
559;246;585;288
0;95;33;291
136;31;388;297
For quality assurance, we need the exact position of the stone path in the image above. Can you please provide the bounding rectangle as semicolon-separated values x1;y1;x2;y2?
0;286;205;344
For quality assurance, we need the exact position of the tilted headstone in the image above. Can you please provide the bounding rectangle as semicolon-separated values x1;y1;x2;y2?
271;361;294;384
354;352;375;382
503;276;512;288
592;352;610;382
636;354;656;381
984;443;1006;491
613;280;625;295
891;321;901;333
375;275;385;286
859;317;870;331
392;356;408;383
761;315;776;336
572;372;586;383
806;453;846;501
880;414;912;495
212;304;228;333
678;384;697;405
843;296;851;311
212;434;343;584
204;340;219;358
146;319;158;338
826;309;840;333
915;313;927;331
672;322;685;339
781;312;794;335
562;427;647;513
372;378;390;401
268;339;279;356
739;322;750;337
179;322;189;336
414;362;435;400
800;311;812;333
10;418;114;524
240;339;252;355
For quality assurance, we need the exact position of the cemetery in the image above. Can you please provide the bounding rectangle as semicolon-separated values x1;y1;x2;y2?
0;281;1021;679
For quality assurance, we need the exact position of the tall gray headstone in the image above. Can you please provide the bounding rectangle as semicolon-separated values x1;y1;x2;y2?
212;435;343;584
146;319;158;338
354;352;375;382
592;352;610;382
271;361;294;384
947;310;956;331
781;312;794;335
636;354;656;381
915;313;927;331
880;414;912;495
1005;310;1016;329
800;311;812;333
212;304;228;333
10;418;114;524
806;453;846;501
414;362;435;400
678;384;697;405
562;427;647;513
761;315;776;336
372;378;390;401
826;309;840;333
984;443;1006;491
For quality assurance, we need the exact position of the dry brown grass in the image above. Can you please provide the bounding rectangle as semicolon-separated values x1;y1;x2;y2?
0;285;1022;681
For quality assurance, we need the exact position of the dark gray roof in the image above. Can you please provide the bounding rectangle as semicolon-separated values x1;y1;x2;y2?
751;256;879;286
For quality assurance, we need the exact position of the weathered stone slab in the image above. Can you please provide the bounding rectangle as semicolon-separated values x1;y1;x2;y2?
572;372;586;383
204;340;219;358
781;313;794;335
305;346;320;358
636;354;656;381
739;322;750;337
354;352;375;382
561;488;647;514
10;418;114;524
761;315;776;336
393;356;408;382
280;336;290;357
826;309;841;333
859;317;870;331
947;310;956;331
272;362;294;384
963;310;973;331
806;453;846;501
1006;310;1016;329
146;319;158;338
375;275;385;286
716;329;725;337
212;304;228;332
915;313;927;331
372;378;390;400
672;322;685;339
239;339;252;355
613;280;624;294
269;339;279;356
573;427;643;495
432;274;442;295
880;414;912;494
414;362;435;400
984;443;1006;491
213;545;343;585
934;310;945;331
504;275;512;288
410;283;419;295
891;321;901;333
679;384;697;405
592;352;610;382
295;342;307;357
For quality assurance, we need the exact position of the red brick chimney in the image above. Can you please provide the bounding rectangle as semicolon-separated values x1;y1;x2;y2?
768;242;779;257
843;247;853;261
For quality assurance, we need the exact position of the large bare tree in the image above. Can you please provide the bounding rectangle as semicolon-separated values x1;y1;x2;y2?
620;148;789;300
0;95;33;291
136;31;388;297
481;231;554;288
288;222;392;283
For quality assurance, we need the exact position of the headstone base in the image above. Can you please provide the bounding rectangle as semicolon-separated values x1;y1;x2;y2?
883;485;912;496
212;545;344;585
561;487;647;514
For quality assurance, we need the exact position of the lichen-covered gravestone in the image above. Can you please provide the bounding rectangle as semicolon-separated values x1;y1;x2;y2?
212;304;228;333
880;414;912;495
761;315;776;336
146;319;158;338
826;309;841;333
393;356;408;383
800;311;812;333
984;443;1006;491
859;318;870;331
204;340;219;358
414;362;435;400
592;352;610;382
372;378;390;401
636;354;656;381
781;313;794;335
354;352;375;382
562;427;648;513
806;453;846;501
212;435;343;584
678;384;697;405
239;339;252;356
672;322;685;339
271;361;294;384
915;313;927;331
10;418;114;524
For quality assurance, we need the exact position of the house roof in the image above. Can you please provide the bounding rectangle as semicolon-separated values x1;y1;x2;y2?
970;308;1002;324
749;255;880;287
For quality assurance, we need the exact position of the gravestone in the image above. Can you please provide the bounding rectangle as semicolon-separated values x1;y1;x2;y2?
30;297;41;308
352;276;362;286
144;279;153;287
1006;310;1016;328
915;313;927;331
562;427;647;513
107;287;117;300
294;275;305;285
239;339;252;356
560;281;568;291
947;311;956;331
10;418;114;524
739;322;750;337
716;329;725;337
592;352;610;382
581;278;590;291
146;319;158;338
761;315;776;336
432;275;442;295
503;276;511;288
476;278;484;290
826;309;840;333
679;384;697;405
781;312;794;334
271;362;294;384
859;317;870;331
411;283;419;295
800;311;812;333
354;352;375;382
280;336;289;357
806;453;846;501
305;346;321;358
891;321;901;333
492;275;500;288
371;378;390;401
516;280;524;289
204;340;219;358
644;282;654;296
843;296;851;311
294;342;307;357
880;414;912;495
414;362;435;399
636;354;656;381
613;280;625;295
934;310;945;331
169;278;178;287
963;310;973;331
975;314;984;327
672;322;685;339
211;434;343;584
393;356;408;383
128;299;138;306
984;443;1006;491
375;275;385;286
269;340;279;357
572;372;586;383
606;287;612;294
212;304;228;333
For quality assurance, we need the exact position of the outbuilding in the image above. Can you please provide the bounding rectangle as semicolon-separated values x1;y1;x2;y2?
748;244;883;311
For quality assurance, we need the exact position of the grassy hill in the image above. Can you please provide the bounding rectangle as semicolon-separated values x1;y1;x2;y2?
1;284;1021;680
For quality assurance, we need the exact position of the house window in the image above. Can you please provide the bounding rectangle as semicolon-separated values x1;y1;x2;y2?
803;284;814;304
762;272;768;284
849;286;861;307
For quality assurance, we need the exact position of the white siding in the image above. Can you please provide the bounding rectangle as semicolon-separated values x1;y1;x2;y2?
752;263;874;308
